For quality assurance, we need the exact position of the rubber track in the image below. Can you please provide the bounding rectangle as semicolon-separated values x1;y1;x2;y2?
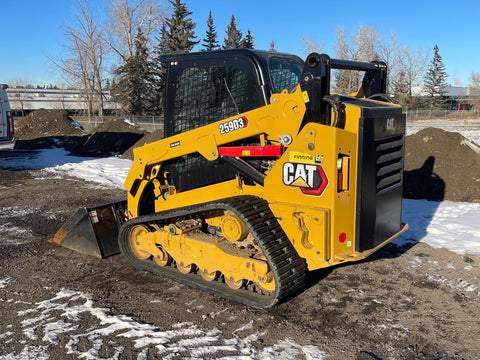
118;195;307;308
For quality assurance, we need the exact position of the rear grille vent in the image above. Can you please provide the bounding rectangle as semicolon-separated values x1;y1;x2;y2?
375;135;404;194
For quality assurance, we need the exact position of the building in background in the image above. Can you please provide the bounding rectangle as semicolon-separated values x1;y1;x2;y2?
6;88;119;115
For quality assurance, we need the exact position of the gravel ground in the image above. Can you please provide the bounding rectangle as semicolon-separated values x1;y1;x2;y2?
0;167;479;359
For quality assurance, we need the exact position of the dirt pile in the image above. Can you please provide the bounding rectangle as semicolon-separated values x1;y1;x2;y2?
404;127;480;202
91;118;145;134
15;109;85;139
72;118;147;157
121;128;164;159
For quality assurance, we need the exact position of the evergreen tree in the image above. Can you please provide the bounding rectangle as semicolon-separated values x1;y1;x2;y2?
153;21;169;104
153;0;197;112
423;44;448;107
223;14;242;49
155;0;198;56
202;10;220;51
113;29;158;115
240;29;254;49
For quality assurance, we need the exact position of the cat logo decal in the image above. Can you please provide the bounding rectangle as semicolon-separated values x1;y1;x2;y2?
283;162;328;196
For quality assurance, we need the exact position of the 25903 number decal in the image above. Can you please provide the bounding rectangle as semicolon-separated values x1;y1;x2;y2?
219;116;248;135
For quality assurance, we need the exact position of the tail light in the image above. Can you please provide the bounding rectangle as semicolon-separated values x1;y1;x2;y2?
337;155;350;192
7;111;14;137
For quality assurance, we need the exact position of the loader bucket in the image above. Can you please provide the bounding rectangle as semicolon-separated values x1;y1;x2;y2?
48;200;127;259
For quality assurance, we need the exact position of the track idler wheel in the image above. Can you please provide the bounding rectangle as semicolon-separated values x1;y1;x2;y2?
128;225;151;260
221;211;249;242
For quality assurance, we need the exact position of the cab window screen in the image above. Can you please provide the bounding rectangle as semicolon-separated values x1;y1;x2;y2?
269;57;302;93
174;66;248;135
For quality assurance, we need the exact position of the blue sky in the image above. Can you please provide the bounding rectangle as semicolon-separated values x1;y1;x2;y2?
1;0;479;86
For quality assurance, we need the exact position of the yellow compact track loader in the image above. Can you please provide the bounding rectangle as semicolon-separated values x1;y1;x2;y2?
50;50;407;308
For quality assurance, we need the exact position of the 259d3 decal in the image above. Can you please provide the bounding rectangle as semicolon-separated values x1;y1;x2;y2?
283;162;328;196
219;116;248;135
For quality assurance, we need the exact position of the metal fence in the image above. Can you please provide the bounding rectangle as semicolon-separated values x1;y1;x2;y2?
405;109;480;121
128;115;164;131
74;111;480;133
75;115;164;132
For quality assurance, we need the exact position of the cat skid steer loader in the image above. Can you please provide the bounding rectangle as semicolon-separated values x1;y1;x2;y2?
50;50;407;308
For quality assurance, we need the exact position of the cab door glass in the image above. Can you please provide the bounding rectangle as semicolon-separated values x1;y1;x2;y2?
269;57;303;93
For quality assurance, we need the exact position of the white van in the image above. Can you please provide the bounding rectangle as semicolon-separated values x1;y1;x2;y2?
0;84;16;150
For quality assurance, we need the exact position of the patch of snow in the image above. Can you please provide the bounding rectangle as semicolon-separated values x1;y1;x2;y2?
394;199;480;255
0;207;40;217
0;331;14;339
45;155;131;189
0;223;32;239
0;148;131;189
0;344;50;360
70;119;84;130
233;320;254;333
4;289;327;359
424;273;479;298
0;277;15;289
124;118;136;126
259;338;328;360
461;139;480;155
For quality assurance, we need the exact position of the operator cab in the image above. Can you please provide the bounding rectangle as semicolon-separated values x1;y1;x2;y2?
160;49;303;137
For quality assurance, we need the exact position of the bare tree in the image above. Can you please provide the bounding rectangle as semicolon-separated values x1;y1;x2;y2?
469;72;480;112
333;25;349;58
48;0;107;120
392;70;411;109
333;25;354;93
54;83;70;112
353;24;379;61
300;34;324;56
333;24;379;94
9;79;30;117
378;29;402;94
106;0;167;61
398;46;430;108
